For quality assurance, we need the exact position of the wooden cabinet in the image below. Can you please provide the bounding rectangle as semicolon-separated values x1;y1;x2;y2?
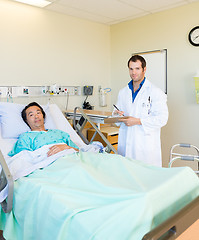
87;126;119;152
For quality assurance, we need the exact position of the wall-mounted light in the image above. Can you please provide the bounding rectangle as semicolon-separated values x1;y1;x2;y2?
13;0;52;8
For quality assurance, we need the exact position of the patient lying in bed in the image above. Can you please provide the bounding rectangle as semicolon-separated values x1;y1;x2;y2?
3;102;102;182
8;102;79;157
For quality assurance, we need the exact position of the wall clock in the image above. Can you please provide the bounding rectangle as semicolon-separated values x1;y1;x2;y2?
188;26;199;46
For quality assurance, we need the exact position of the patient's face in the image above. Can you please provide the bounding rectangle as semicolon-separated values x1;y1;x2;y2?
26;106;45;131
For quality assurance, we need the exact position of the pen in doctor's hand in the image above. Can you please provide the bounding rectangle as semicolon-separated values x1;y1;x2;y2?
113;104;120;111
113;104;124;116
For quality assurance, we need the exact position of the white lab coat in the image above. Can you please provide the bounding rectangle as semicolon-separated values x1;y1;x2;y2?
116;79;168;167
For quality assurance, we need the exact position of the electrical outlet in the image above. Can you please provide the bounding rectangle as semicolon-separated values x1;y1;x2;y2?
7;87;12;96
41;86;48;94
70;87;75;95
62;87;77;95
74;86;81;95
63;88;69;94
74;87;78;95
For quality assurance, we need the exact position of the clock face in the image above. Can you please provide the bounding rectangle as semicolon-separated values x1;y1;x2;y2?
188;26;199;46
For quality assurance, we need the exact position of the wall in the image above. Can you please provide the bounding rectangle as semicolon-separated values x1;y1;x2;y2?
110;2;199;167
0;0;111;110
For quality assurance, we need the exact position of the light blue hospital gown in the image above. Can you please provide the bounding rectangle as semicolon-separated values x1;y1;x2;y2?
8;129;78;157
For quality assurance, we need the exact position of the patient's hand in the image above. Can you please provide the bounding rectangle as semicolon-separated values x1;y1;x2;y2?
47;144;78;157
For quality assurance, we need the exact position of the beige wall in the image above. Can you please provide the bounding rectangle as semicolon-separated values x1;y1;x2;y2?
0;0;111;110
110;2;199;167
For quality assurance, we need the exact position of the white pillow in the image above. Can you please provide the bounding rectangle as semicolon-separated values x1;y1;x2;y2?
0;127;17;157
0;102;56;139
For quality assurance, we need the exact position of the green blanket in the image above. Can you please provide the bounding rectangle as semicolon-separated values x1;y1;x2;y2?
1;152;199;240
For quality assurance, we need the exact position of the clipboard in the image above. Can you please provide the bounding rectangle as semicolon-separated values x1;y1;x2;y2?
104;116;129;123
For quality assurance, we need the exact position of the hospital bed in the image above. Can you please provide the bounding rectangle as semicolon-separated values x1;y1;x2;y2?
0;102;198;240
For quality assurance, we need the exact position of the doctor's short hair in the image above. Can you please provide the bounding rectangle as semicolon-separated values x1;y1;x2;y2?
128;55;146;70
21;102;46;126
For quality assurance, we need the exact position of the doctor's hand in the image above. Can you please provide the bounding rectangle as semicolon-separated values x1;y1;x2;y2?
113;110;124;116
47;144;79;157
118;116;141;127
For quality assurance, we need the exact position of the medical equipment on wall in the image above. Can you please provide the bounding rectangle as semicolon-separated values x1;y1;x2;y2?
0;86;81;98
82;86;93;110
49;84;58;94
83;86;93;96
99;87;111;107
6;88;13;103
194;71;199;103
82;96;93;110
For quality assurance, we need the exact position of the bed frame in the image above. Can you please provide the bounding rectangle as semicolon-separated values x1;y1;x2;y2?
0;150;13;213
142;196;199;239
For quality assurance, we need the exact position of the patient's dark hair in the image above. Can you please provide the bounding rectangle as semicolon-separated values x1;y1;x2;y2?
21;102;46;127
127;55;146;70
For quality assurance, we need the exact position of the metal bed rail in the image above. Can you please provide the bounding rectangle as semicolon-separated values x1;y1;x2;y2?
0;150;13;213
73;107;117;154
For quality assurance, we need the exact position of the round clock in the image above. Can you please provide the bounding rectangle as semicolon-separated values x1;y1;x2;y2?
188;26;199;46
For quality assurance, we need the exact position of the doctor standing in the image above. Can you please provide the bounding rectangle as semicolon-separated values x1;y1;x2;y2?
114;55;168;167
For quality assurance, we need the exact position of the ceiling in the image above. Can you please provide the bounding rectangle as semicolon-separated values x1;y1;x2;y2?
43;0;198;25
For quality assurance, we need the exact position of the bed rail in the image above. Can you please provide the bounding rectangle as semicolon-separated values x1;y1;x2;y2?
0;150;13;213
73;107;117;154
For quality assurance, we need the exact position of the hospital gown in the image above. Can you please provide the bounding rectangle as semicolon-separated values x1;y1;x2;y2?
8;129;78;157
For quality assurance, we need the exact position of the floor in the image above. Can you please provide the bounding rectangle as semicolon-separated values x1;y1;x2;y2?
176;219;199;240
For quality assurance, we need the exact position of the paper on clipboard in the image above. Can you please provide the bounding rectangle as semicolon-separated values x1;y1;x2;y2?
104;116;129;123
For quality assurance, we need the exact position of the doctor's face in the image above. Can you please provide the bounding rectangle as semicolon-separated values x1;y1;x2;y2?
25;106;45;131
128;60;146;84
